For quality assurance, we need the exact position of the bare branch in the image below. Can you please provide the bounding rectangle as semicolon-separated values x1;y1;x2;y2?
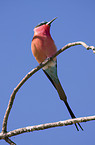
2;41;95;134
0;115;95;139
4;137;16;145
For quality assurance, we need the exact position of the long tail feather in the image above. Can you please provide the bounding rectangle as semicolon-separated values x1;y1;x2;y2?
64;101;83;131
43;64;83;131
55;80;83;131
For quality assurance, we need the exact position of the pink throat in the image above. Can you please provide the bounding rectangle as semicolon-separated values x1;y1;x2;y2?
34;25;50;36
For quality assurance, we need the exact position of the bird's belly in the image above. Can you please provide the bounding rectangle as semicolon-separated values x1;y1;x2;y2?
43;59;56;70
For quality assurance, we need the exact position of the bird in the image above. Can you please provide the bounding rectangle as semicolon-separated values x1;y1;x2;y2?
31;17;83;131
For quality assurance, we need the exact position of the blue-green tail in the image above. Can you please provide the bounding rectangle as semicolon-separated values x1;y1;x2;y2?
43;61;83;131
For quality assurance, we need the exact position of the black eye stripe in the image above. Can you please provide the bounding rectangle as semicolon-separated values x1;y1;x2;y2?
35;21;47;28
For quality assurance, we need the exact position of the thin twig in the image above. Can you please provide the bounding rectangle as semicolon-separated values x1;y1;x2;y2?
0;115;95;139
2;41;95;134
4;137;16;145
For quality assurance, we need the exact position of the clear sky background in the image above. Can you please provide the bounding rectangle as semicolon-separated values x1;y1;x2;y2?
0;0;95;145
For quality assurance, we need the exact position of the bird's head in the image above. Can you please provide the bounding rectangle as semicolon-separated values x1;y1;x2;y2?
33;17;57;36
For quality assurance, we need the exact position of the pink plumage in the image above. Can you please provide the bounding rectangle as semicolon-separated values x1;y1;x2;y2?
31;18;83;131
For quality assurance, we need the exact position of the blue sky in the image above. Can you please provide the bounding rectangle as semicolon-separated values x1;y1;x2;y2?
0;0;95;145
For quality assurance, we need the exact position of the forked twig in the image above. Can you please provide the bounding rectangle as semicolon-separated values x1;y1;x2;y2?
1;41;95;144
0;116;95;139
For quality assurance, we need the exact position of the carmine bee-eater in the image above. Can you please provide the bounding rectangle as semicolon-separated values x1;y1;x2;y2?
31;17;83;131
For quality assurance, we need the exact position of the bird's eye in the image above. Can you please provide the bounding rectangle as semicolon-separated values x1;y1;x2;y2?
35;21;47;28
